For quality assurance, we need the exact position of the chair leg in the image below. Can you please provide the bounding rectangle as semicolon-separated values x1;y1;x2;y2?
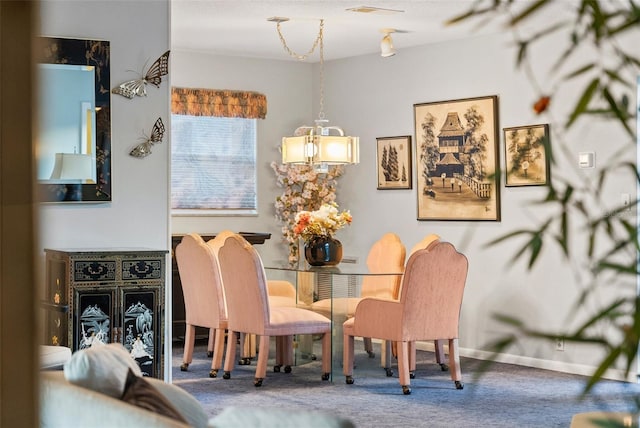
408;341;416;378
435;339;448;371
363;337;374;358
448;338;464;389
321;332;331;380
238;333;253;365
207;328;215;357
397;341;411;395
273;336;292;373
381;340;393;377
180;324;196;371
343;331;354;383
209;327;225;378
222;329;237;379
254;335;270;386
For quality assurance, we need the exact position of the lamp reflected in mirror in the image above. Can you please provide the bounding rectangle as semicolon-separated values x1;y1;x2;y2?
49;153;94;182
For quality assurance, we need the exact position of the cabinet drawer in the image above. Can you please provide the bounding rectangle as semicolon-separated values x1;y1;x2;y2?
122;258;163;281
73;260;117;282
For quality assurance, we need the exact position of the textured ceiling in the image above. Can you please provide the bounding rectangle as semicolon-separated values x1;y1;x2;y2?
170;0;517;62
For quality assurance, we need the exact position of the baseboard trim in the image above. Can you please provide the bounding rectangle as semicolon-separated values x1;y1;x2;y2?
409;340;636;383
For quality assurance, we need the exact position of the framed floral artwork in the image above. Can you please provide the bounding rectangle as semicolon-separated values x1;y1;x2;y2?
413;95;500;221
376;135;412;190
503;124;550;187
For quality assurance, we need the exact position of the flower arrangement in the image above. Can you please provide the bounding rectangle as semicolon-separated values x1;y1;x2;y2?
293;203;352;243
271;162;345;264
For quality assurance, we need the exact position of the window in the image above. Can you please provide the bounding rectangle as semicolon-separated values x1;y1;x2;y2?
171;115;256;214
170;87;267;215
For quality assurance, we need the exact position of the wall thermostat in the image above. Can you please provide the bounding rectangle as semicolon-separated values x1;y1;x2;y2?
578;152;595;168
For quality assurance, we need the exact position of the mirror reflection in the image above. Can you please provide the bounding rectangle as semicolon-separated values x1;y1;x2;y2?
37;37;111;202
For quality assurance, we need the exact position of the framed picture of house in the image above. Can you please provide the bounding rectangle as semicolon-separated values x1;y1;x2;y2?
376;135;412;190
503;124;550;187
413;95;500;221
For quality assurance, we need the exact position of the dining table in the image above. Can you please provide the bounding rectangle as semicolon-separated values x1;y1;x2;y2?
263;258;403;381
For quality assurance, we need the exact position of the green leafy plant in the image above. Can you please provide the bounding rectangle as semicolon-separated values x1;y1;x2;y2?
448;0;639;392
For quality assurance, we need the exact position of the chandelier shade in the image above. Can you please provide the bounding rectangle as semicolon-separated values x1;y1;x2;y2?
282;120;359;166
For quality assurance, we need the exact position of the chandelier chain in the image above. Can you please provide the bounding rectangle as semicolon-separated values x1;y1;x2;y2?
276;19;324;61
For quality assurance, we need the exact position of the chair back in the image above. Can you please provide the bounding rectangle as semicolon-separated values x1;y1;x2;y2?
408;233;440;258
205;230;238;313
217;233;270;334
400;241;468;340
361;233;406;300
175;233;226;327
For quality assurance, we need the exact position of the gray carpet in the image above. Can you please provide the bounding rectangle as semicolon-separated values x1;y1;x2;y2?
171;339;640;427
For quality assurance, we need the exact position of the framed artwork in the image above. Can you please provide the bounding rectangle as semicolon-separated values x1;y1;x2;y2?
503;124;550;187
413;95;500;221
376;135;412;190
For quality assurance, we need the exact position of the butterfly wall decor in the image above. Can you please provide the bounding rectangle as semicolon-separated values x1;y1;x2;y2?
130;117;165;158
112;50;170;99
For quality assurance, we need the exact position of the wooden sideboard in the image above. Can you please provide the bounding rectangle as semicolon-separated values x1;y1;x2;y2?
42;248;168;378
170;232;271;342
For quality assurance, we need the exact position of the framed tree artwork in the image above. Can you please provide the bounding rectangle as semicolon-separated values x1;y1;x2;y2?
376;135;412;190
413;95;500;221
503;124;550;187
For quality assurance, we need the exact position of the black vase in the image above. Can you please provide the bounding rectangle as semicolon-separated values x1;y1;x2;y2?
304;236;343;266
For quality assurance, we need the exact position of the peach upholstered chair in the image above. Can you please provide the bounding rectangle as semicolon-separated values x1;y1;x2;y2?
218;233;332;386
310;232;405;367
175;233;228;378
343;240;468;395
207;230;298;366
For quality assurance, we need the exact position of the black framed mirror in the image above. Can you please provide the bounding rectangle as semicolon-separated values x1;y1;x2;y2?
37;37;111;202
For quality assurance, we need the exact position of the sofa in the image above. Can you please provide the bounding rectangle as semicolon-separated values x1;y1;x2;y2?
40;343;354;428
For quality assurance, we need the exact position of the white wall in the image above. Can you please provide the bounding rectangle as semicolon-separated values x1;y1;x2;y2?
38;0;171;252
173;26;639;379
38;0;171;376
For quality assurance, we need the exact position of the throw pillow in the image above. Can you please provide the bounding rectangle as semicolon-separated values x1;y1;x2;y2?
63;342;143;398
121;368;188;424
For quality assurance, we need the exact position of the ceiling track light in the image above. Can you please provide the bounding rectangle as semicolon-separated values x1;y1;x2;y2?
380;28;396;58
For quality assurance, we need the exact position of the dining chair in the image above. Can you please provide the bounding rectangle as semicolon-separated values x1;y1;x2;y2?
217;233;332;386
310;233;405;369
207;230;298;366
175;233;228;378
343;240;468;395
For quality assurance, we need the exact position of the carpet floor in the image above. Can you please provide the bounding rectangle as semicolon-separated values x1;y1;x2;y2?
171;339;640;427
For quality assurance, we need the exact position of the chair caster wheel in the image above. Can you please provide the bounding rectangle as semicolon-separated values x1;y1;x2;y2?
180;363;189;371
209;369;218;378
402;385;412;395
254;378;263;387
321;372;330;381
207;351;213;358
367;351;375;358
440;363;449;371
310;354;317;361
238;358;251;365
273;365;281;373
455;381;464;390
222;371;231;380
345;376;354;385
284;365;292;374
385;368;393;377
409;372;415;379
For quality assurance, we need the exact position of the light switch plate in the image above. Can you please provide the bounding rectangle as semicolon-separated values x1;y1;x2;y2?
578;152;595;168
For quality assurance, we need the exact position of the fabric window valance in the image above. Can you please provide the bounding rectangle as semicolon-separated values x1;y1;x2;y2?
171;87;267;119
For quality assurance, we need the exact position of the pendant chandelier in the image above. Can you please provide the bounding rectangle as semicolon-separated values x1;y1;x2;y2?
272;18;359;173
